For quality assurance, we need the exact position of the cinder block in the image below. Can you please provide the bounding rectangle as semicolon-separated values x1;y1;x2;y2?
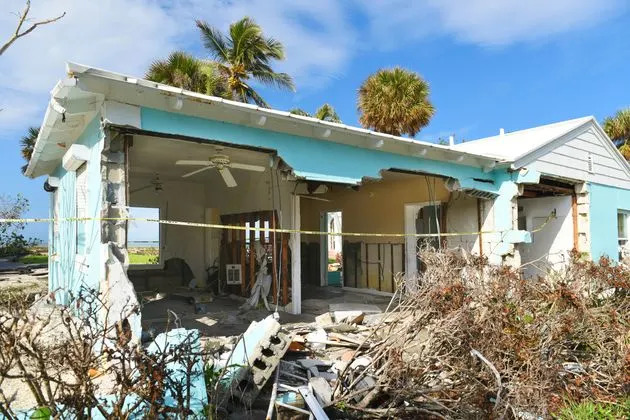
217;315;292;407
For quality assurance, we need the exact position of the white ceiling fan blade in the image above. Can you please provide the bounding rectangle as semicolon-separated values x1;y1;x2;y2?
176;160;212;166
182;166;213;178
297;194;332;202
219;167;237;187
228;162;266;172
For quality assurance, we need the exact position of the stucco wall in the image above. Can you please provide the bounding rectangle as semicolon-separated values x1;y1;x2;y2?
589;182;630;262
49;116;103;303
300;173;451;244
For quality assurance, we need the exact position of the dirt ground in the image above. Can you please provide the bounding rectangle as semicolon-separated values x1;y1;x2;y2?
1;264;392;413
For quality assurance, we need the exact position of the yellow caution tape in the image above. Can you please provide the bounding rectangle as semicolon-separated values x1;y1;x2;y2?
0;211;555;239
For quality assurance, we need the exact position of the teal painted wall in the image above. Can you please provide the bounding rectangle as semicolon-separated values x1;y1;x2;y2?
139;107;531;260
140;107;499;190
588;182;630;262
49;116;104;304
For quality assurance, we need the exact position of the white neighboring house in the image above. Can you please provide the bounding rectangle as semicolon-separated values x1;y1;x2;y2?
454;117;630;276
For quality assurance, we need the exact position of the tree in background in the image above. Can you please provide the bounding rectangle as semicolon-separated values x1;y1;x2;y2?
603;108;630;160
196;17;295;107
289;103;341;123
19;126;38;175
1;0;65;56
146;51;230;98
0;194;35;258
358;67;435;137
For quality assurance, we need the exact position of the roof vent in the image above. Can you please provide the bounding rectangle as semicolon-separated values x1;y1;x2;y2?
499;128;505;136
587;153;594;173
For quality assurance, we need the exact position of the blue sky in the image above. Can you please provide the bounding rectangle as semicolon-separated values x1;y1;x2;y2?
1;0;629;241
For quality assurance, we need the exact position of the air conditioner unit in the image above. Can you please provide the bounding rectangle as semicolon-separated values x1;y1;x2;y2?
226;264;242;285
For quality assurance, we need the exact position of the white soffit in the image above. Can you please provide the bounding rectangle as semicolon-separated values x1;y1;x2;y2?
62;144;90;172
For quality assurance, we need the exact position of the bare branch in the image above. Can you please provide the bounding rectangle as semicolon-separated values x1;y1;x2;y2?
0;0;65;56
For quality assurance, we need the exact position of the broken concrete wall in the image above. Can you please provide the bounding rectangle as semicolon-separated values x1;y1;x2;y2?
100;130;141;341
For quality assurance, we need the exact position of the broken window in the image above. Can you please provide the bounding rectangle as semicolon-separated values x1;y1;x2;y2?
128;206;160;265
618;210;629;260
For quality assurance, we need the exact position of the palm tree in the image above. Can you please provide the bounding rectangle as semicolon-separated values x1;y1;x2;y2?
146;51;230;98
603;108;630;160
20;126;38;174
196;17;295;107
357;67;435;137
289;103;341;123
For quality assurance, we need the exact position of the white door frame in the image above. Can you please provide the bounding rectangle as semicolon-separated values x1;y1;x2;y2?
404;202;440;276
319;210;342;287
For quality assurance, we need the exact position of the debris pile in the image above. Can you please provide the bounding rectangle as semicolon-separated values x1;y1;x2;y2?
210;250;629;419
329;250;629;418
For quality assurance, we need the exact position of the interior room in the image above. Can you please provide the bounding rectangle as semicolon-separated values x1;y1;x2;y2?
299;171;493;292
125;134;298;326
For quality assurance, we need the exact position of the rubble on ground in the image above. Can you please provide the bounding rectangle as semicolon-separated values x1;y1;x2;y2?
208;249;629;419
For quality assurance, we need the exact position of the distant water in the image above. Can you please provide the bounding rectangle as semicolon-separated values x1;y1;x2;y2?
128;241;159;248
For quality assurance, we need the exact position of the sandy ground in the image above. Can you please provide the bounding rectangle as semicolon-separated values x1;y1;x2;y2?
1;262;392;413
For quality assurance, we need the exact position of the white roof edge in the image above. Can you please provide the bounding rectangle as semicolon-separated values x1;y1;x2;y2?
65;61;502;165
509;116;595;163
510;116;630;178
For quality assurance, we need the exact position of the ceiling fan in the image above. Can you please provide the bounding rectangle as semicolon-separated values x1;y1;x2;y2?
175;149;265;188
131;174;163;194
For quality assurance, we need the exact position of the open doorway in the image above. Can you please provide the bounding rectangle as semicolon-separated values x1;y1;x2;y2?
518;177;578;278
404;202;442;276
320;211;343;286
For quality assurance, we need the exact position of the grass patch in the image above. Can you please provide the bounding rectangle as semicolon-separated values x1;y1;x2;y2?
128;247;159;265
553;399;630;420
18;254;48;264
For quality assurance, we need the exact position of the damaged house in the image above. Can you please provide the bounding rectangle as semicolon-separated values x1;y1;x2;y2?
23;63;630;329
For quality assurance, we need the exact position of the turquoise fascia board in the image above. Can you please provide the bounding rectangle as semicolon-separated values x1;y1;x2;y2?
139;107;534;255
49;115;103;304
140;107;498;187
588;182;630;262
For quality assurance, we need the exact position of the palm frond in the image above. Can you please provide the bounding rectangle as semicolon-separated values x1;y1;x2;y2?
289;108;311;117
314;104;341;123
197;16;294;105
196;20;229;63
251;69;295;91
603;108;630;145
358;67;435;136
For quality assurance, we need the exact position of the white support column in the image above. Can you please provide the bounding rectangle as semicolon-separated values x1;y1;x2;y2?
290;194;301;314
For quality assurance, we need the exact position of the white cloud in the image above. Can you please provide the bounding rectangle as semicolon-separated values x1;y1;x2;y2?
0;0;626;133
0;0;354;131
357;0;626;47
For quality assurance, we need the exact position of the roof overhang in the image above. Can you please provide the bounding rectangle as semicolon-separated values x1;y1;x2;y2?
26;62;505;178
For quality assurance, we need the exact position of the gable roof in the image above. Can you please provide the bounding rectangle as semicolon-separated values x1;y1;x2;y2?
452;117;594;161
453;116;630;187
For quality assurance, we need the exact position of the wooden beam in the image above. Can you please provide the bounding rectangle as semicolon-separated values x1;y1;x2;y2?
477;198;484;257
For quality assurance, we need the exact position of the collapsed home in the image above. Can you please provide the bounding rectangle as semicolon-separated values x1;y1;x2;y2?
24;63;630;326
